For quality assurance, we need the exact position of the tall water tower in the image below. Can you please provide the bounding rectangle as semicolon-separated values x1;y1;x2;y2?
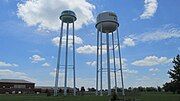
95;12;125;96
54;10;77;96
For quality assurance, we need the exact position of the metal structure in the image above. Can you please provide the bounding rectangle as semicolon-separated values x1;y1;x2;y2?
54;10;77;96
95;12;125;96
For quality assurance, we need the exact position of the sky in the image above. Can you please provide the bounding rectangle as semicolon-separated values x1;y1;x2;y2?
0;0;180;89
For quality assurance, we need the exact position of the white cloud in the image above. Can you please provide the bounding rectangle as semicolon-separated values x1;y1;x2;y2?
132;55;172;67
49;71;56;78
52;35;83;47
112;69;138;78
86;58;127;69
0;61;18;67
17;0;95;31
149;68;159;72
86;61;96;67
49;68;66;79
51;56;55;59
124;69;138;74
125;25;180;47
137;25;180;42
134;76;166;87
76;45;97;54
12;64;19;67
110;58;127;69
42;62;50;67
76;45;109;54
122;37;135;47
0;69;36;82
140;0;158;19
29;55;45;63
152;73;156;76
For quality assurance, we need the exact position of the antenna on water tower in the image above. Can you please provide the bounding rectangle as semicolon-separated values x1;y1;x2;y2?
54;10;77;96
95;12;125;97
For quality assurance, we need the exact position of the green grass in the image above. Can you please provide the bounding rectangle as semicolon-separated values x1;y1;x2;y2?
0;94;109;101
0;93;179;101
137;93;180;101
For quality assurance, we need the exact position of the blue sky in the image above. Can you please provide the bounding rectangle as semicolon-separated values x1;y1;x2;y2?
0;0;180;89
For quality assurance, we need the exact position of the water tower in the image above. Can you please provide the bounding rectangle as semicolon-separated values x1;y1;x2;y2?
54;10;77;96
95;12;125;96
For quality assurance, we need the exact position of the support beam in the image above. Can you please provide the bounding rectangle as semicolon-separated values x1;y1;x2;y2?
64;23;69;96
72;22;76;96
100;27;103;96
116;28;125;96
106;33;111;96
54;21;64;96
112;32;118;94
96;29;99;96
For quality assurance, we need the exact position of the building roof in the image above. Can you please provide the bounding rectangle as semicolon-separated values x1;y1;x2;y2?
0;79;34;84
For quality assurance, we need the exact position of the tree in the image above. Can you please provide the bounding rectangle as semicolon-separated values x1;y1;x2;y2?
163;54;180;94
111;91;119;101
157;86;162;92
81;86;85;92
88;87;96;92
138;86;146;92
146;87;157;92
80;86;85;95
163;82;176;93
128;87;132;92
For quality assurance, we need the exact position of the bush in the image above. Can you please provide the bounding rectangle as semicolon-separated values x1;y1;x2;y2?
111;92;119;101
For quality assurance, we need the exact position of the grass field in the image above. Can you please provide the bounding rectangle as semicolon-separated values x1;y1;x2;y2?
0;93;179;101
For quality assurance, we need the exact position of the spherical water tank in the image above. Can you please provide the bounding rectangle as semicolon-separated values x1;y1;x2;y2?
60;10;77;23
96;12;119;33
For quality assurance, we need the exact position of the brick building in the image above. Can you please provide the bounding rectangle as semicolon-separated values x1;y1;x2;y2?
0;79;35;94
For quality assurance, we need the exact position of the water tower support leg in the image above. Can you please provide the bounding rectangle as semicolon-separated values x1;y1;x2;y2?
73;22;76;96
54;21;64;96
116;28;125;97
100;26;103;96
96;29;99;96
64;23;69;96
112;32;118;94
106;33;111;96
